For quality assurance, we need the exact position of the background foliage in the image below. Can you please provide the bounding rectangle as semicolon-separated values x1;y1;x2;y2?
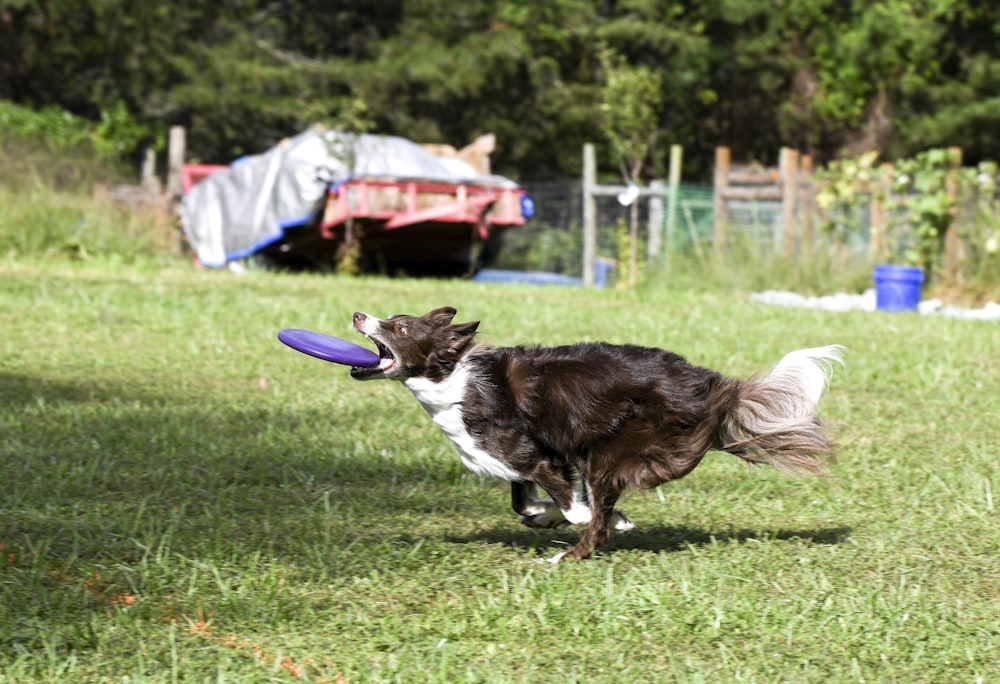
3;1;1000;179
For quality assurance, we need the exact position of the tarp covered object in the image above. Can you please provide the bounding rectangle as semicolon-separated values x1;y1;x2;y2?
179;128;518;268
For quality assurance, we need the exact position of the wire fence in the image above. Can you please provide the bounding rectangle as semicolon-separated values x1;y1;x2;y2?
493;181;830;279
498;176;1000;290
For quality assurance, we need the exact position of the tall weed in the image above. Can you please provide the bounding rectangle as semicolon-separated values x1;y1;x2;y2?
653;235;876;296
0;136;169;263
0;184;166;263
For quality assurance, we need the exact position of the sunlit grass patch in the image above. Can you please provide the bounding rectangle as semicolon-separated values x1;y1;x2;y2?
1;258;998;682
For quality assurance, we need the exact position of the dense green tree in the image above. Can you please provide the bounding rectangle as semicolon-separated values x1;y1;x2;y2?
3;0;1000;178
337;0;607;178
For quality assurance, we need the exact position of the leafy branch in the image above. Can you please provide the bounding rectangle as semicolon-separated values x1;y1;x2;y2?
817;148;999;280
598;44;662;288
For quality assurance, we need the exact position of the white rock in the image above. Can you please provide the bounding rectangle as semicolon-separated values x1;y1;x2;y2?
918;298;943;315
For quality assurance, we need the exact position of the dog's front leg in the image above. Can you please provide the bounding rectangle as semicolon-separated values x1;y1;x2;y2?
511;481;569;529
519;463;587;530
552;476;623;562
510;480;542;515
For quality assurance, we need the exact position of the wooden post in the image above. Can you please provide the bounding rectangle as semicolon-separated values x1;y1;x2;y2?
582;143;597;287
713;146;730;255
798;154;814;257
779;147;799;259
628;192;639;288
647;179;665;263
166;126;186;202
870;163;893;258
945;146;964;282
141;147;157;191
665;145;682;270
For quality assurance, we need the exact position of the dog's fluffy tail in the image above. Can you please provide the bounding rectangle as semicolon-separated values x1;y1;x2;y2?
720;345;845;475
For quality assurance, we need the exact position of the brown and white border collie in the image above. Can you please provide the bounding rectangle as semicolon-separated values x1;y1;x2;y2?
351;307;843;562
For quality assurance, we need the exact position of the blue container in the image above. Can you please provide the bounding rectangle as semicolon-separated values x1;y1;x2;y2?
873;264;924;312
593;257;615;288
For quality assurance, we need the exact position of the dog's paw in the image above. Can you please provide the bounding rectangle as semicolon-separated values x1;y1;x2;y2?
520;513;571;530
612;511;636;533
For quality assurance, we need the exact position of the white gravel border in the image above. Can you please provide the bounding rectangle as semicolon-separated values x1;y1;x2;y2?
751;289;1000;321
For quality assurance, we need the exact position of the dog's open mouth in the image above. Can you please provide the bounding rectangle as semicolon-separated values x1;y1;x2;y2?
350;334;396;379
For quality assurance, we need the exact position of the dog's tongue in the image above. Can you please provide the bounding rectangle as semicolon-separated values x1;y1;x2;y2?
377;356;395;372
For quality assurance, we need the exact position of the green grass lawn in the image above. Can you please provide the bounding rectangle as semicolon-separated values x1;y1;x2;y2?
1;257;998;682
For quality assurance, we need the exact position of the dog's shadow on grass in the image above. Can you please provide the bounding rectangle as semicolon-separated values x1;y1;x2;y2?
446;524;852;557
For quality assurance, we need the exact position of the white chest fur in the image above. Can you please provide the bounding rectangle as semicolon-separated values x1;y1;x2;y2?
404;361;521;481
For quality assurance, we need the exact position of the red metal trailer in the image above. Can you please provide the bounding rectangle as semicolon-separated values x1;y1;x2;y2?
182;165;530;274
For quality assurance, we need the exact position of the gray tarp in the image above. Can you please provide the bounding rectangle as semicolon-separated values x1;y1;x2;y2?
179;128;517;267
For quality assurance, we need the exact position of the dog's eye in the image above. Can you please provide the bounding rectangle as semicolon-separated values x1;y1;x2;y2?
398;324;408;336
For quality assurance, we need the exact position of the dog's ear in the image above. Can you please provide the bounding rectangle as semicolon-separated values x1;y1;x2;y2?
424;307;458;326
450;320;479;337
446;320;480;354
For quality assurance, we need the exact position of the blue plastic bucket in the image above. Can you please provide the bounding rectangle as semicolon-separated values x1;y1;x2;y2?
873;264;924;312
593;257;615;288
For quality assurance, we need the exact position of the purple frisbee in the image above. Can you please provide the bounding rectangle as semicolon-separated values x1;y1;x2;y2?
278;329;380;367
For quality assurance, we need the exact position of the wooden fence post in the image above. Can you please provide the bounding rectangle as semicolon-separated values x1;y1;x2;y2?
779;147;799;259
141;147;157;191
713;146;730;255
166;126;186;204
798;154;814;257
945;146;964;281
870;163;893;258
582;143;597;287
665;144;682;270
647;179;665;263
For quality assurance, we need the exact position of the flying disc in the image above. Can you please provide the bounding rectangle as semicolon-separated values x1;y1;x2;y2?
278;328;380;367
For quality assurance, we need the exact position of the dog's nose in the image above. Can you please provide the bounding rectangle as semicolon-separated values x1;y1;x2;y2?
353;312;366;329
